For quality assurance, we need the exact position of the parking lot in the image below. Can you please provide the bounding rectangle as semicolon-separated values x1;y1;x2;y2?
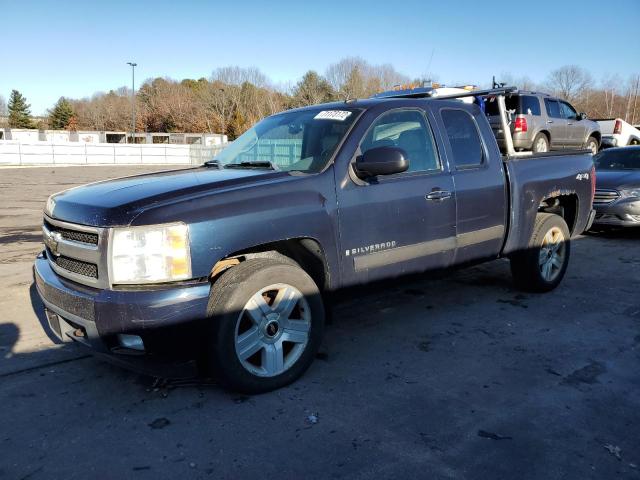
1;165;639;479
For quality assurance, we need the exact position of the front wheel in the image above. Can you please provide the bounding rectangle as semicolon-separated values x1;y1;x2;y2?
206;258;324;393
510;213;571;292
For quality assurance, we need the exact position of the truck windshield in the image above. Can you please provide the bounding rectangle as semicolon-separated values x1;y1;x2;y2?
213;107;360;173
594;149;640;170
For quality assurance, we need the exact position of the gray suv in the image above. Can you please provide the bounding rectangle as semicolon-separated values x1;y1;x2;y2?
484;92;601;154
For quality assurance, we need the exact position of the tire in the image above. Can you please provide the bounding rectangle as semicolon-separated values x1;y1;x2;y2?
206;258;324;393
510;213;571;292
532;133;549;153
585;136;599;155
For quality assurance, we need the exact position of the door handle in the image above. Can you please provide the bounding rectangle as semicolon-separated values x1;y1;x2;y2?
426;190;452;201
546;120;554;124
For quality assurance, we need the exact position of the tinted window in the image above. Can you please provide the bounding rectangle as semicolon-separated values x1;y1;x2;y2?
484;95;519;116
560;101;578;120
520;95;541;116
484;94;540;116
544;99;562;118
441;109;484;168
361;110;439;172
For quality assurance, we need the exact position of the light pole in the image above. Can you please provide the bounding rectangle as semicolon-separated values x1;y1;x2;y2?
126;62;137;143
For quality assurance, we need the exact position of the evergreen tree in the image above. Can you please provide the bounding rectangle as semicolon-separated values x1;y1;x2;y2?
292;71;335;107
8;90;35;128
48;97;75;129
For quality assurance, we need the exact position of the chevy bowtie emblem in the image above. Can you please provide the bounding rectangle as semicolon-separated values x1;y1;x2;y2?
43;228;62;256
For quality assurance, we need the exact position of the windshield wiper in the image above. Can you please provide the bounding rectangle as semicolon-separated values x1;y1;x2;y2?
224;161;279;170
203;159;223;169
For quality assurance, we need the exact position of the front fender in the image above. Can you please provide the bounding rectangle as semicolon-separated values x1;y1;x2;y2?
130;171;340;288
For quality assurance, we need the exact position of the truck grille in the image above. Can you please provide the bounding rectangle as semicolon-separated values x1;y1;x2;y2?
43;215;107;288
593;189;620;205
53;255;98;278
44;220;98;245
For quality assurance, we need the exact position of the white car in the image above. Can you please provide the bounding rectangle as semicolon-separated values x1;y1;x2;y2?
596;118;640;148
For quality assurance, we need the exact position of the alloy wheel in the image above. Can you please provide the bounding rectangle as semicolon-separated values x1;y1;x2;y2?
538;226;566;282
234;283;311;377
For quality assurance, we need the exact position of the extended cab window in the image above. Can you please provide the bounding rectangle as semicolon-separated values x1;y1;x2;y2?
441;109;484;168
544;98;562;118
360;110;439;172
560;101;578;120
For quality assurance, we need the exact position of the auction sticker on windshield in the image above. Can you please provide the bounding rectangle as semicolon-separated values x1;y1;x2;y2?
314;110;352;121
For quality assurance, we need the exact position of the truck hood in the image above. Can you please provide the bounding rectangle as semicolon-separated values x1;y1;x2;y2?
48;167;290;227
596;170;640;191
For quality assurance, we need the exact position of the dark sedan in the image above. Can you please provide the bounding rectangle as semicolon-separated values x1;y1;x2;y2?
592;146;640;227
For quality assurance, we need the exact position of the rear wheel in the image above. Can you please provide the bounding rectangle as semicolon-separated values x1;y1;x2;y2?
586;136;599;154
510;213;571;292
532;133;549;153
206;258;324;393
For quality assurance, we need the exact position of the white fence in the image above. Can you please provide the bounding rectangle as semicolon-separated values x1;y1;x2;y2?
0;141;227;166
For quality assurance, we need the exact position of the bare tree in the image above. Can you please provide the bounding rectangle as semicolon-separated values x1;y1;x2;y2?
325;57;411;100
0;94;7;116
624;74;640;124
498;72;538;91
545;65;593;102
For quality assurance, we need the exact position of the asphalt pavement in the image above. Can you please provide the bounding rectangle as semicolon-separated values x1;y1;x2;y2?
0;166;639;479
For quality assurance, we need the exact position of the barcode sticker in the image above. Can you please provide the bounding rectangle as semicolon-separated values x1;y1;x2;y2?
314;110;352;121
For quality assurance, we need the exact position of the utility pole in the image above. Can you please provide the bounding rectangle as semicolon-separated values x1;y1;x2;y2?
126;62;137;143
632;75;639;126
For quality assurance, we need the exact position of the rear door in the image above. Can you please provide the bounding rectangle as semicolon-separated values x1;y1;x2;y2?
335;107;456;285
543;98;567;148
435;106;507;263
560;100;586;147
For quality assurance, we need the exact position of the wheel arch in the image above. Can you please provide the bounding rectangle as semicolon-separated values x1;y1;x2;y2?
587;130;601;145
539;193;579;234
209;237;331;292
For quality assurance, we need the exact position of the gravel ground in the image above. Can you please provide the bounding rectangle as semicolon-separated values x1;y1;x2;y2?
0;166;639;479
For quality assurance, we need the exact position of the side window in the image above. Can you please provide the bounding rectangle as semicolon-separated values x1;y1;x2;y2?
544;98;562;118
360;110;440;172
441;109;484;169
560;101;578;120
520;95;541;116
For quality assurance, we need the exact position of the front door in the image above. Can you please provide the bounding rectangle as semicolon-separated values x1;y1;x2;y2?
560;100;586;148
335;108;456;286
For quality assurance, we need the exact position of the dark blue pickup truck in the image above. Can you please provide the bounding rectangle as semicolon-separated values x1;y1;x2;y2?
34;88;596;392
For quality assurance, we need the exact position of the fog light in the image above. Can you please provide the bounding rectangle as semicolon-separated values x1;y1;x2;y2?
117;334;145;351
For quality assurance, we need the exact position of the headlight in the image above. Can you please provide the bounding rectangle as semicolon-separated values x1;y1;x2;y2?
45;195;56;216
111;223;191;284
622;188;640;198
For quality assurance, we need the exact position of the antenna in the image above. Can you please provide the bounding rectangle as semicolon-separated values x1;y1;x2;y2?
425;48;435;79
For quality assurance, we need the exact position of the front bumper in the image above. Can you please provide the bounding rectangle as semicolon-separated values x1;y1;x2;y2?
593;197;640;226
34;251;211;355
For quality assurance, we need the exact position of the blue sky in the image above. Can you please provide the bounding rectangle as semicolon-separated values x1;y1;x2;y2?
1;0;638;115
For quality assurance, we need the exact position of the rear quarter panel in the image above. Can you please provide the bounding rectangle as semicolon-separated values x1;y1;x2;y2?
502;152;594;255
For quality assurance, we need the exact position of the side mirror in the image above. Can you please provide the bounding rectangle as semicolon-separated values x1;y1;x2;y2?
355;146;409;178
578;112;588;121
